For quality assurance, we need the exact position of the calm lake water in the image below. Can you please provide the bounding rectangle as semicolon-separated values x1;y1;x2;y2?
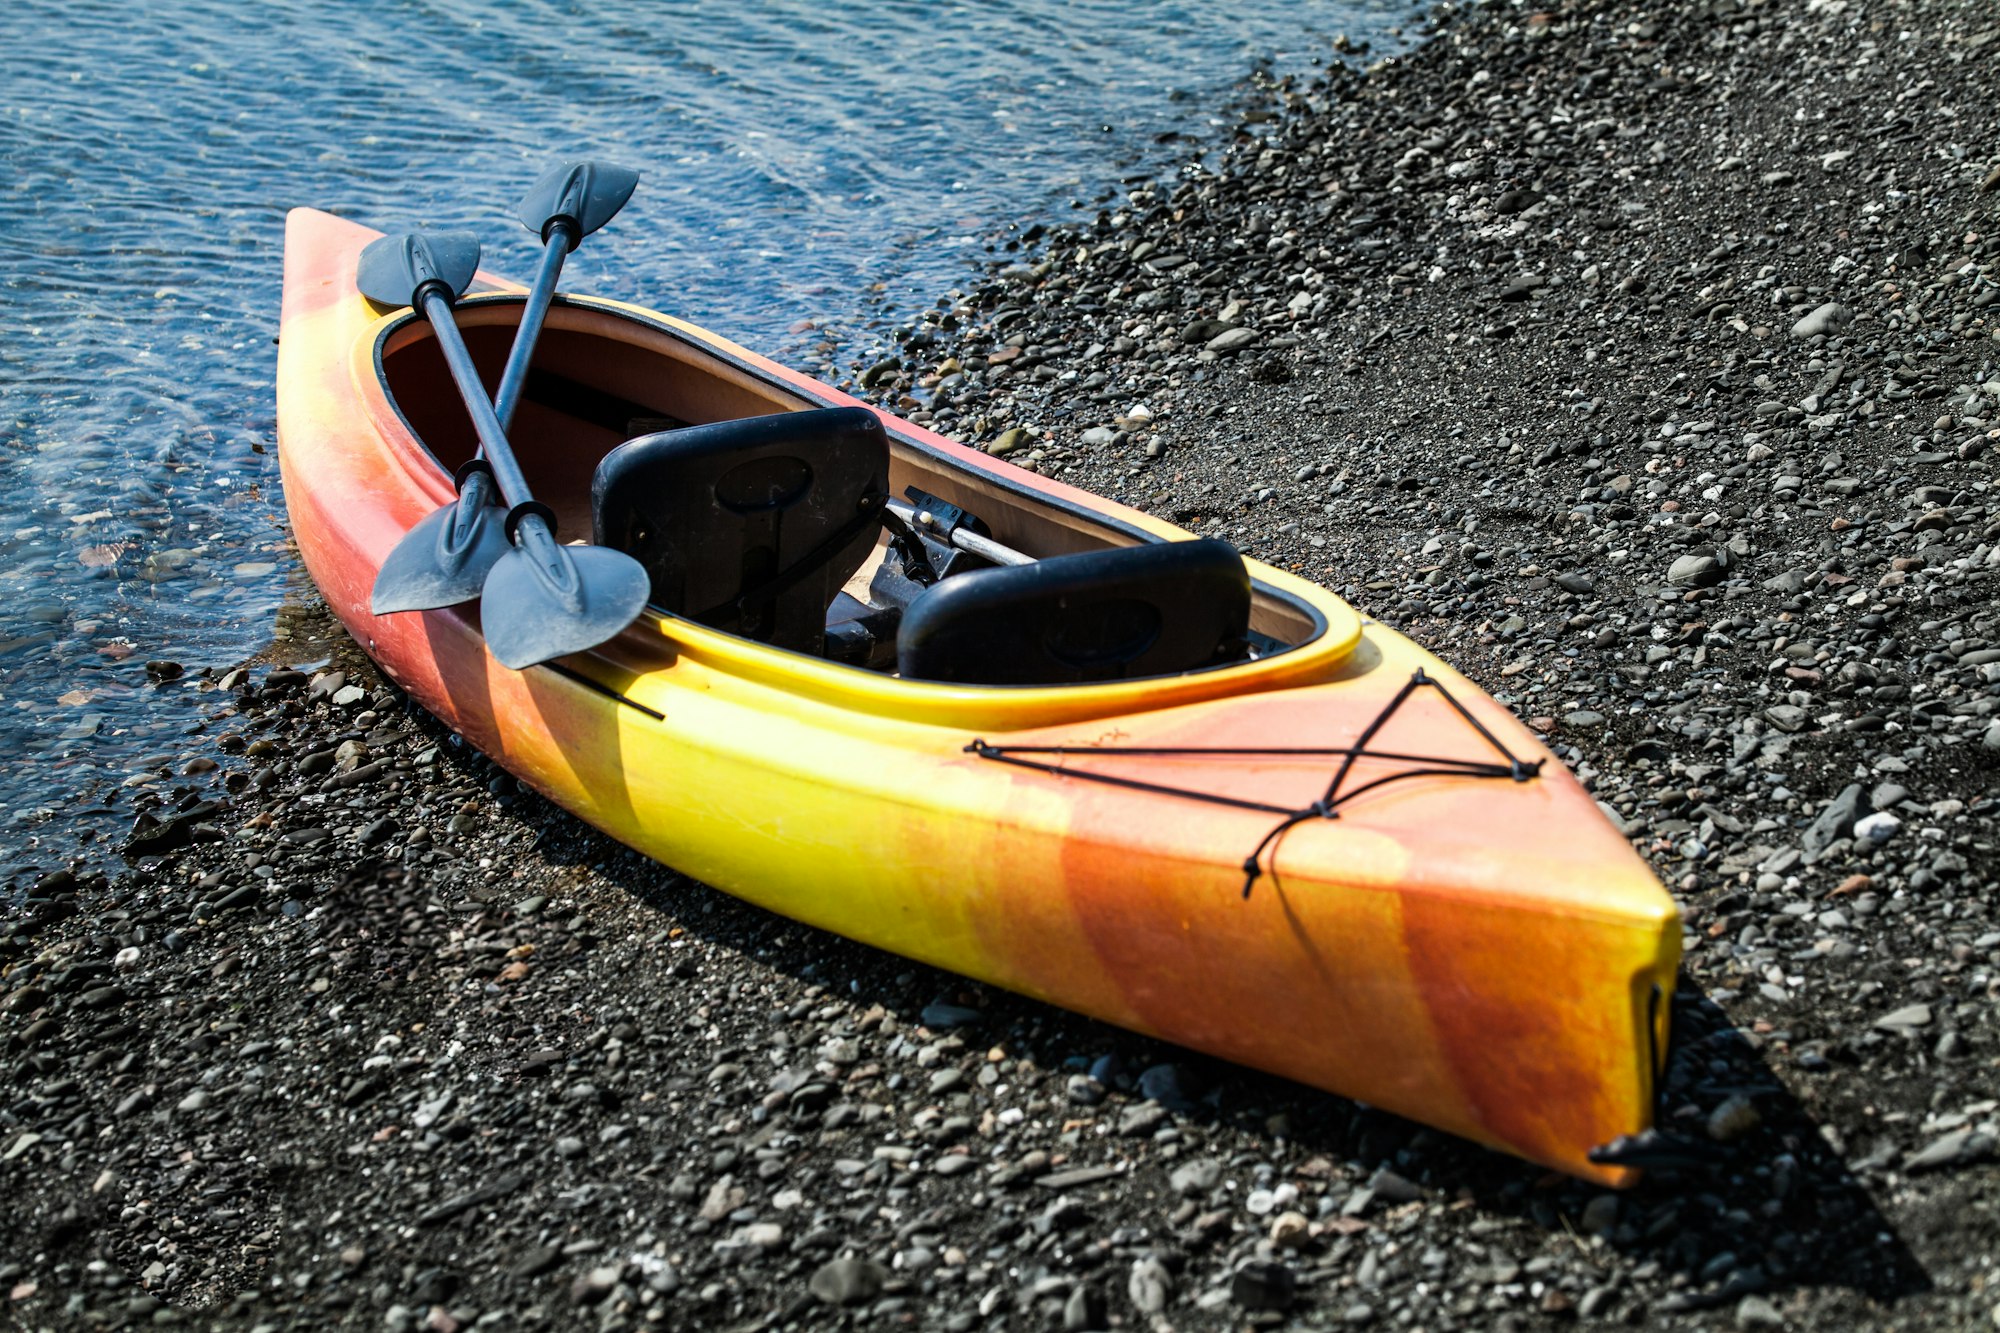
0;0;1408;882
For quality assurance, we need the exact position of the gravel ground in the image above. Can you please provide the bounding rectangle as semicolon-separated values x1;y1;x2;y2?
6;0;2000;1329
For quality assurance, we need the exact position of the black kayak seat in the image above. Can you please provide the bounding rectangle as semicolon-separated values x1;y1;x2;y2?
896;538;1252;685
591;408;889;655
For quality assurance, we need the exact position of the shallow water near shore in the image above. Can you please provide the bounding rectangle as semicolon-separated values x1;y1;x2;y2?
0;0;1410;881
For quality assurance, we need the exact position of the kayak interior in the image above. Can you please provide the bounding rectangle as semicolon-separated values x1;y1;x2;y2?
374;295;1329;681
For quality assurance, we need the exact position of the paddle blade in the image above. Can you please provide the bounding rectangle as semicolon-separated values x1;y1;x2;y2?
371;491;512;614
357;231;481;309
517;161;641;249
479;539;652;669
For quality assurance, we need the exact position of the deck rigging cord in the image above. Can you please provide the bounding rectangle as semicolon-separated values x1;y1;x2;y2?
968;669;1544;897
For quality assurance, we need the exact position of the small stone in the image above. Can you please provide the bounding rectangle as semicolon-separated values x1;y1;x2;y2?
1762;570;1806;593
1791;302;1854;338
1137;1063;1196;1108
1852;811;1900;845
920;1002;982;1029
1062;1283;1105;1332
1768;700;1816;732
1706;1095;1761;1143
1874;1003;1933;1032
1128;1256;1173;1314
1735;1293;1787;1329
1118;1102;1168;1136
1171;1158;1223;1196
1230;1260;1296;1312
511;1245;562;1278
1205;327;1262;353
571;1265;622;1306
697;1177;742;1220
1366;1166;1426;1203
1270;1210;1312;1249
263;666;307;692
1803;785;1864;856
1667;553;1723;587
1578;1285;1619;1319
1580;1194;1619;1238
1904;1128;1995;1172
808;1257;888;1307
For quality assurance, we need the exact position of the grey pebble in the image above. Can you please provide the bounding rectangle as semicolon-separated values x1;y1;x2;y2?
1667;552;1724;587
1129;1256;1173;1313
1874;1003;1933;1031
919;1001;982;1029
1904;1128;1995;1173
1230;1260;1296;1312
808;1257;888;1306
1791;301;1854;338
1171;1158;1223;1195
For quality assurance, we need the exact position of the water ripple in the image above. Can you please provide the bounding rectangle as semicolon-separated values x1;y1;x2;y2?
0;0;1408;880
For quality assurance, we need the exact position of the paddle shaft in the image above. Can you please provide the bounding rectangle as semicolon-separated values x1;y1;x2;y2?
418;287;538;508
415;287;572;585
492;217;577;430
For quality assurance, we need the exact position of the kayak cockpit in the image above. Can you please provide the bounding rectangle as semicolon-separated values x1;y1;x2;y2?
593;406;1268;680
374;294;1330;686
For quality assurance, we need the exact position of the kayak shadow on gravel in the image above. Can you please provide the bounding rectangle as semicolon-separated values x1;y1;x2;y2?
551;818;1935;1317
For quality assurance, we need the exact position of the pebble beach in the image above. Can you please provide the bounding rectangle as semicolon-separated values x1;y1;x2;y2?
5;0;1999;1329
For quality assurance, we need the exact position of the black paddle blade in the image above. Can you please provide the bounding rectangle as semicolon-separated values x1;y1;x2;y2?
478;523;652;669
517;161;641;251
357;231;481;310
370;473;512;614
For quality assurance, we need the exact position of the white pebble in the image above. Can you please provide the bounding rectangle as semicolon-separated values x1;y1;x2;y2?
1852;811;1901;845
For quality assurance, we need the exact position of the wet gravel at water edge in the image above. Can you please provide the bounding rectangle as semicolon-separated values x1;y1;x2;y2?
5;0;2000;1328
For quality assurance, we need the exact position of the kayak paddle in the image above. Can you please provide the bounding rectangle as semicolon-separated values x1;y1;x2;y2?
356;231;650;669
371;160;640;615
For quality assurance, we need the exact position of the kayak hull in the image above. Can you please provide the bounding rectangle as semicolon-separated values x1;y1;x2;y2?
276;208;1680;1184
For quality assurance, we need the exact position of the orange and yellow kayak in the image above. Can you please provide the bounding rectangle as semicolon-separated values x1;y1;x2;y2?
276;207;1679;1184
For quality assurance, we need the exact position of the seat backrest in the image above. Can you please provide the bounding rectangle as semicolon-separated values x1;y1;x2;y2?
591;408;889;655
896;538;1252;685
